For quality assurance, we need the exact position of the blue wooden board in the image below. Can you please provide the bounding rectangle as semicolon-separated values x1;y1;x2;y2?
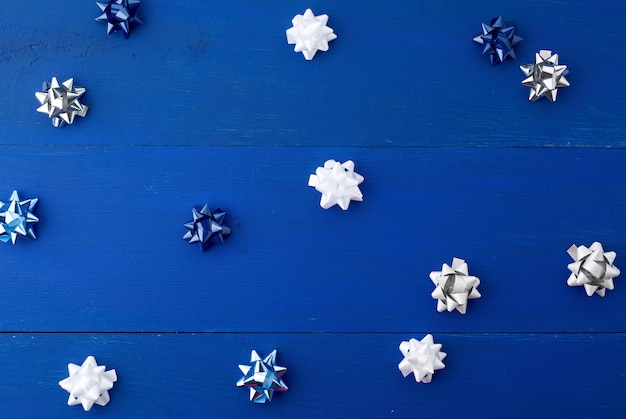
2;146;626;334
1;1;625;147
1;333;624;418
0;0;625;417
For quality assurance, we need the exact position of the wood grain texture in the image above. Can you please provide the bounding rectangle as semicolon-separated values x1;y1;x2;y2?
0;0;624;417
1;146;624;333
0;333;624;418
0;1;624;147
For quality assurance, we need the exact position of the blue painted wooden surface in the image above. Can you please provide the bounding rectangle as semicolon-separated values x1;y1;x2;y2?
1;0;625;147
1;333;625;418
2;146;626;334
0;0;625;417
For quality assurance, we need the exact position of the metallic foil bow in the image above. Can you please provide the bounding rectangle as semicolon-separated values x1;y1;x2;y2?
286;9;337;60
520;50;570;102
183;204;231;251
35;77;88;127
0;190;39;244
308;159;364;210
567;242;620;297
96;0;143;38
237;350;288;403
58;356;118;411
398;334;447;384
430;257;481;314
473;16;522;65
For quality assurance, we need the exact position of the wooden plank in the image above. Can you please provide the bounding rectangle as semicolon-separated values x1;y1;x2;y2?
0;1;624;147
1;146;624;332
0;332;623;417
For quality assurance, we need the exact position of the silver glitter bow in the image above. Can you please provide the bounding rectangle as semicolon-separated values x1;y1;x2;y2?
35;77;88;127
520;50;570;102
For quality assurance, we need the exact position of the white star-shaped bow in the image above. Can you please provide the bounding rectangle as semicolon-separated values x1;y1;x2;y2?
567;242;620;297
430;257;481;314
520;50;570;102
398;334;447;383
308;159;364;210
286;9;337;60
58;356;117;411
